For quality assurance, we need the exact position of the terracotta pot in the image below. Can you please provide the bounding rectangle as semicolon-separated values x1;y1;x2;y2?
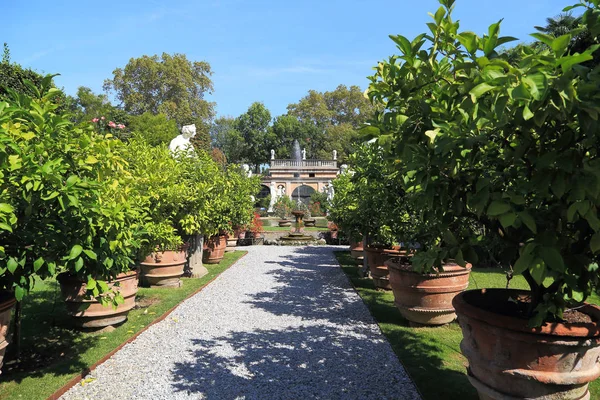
350;240;364;265
58;271;138;328
140;249;187;287
0;293;16;373
278;220;292;227
304;219;316;227
203;235;226;264
365;247;403;290
387;260;471;326
226;238;237;252
454;289;600;400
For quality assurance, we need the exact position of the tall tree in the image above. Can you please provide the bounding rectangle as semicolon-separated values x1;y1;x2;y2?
285;84;375;161
103;53;215;127
270;115;322;159
533;11;599;67
287;84;375;128
129;112;179;146
534;12;581;37
210;116;246;164
74;86;130;125
235;102;273;172
319;123;358;162
190;122;212;153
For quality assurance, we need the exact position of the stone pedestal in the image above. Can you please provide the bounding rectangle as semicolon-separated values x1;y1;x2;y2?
186;234;208;278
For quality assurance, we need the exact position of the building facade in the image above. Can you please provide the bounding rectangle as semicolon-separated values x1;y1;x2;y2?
261;151;340;211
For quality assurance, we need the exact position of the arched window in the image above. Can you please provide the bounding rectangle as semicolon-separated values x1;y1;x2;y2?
291;185;315;205
256;185;271;208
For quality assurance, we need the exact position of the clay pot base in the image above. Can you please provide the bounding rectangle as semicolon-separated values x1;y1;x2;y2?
395;302;457;326
146;277;182;288
466;369;590;400
455;289;600;400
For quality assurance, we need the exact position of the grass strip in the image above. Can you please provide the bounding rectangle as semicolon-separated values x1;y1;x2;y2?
0;250;247;400
334;251;600;400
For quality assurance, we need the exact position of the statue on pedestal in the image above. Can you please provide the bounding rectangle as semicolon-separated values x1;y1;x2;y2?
169;124;196;154
271;149;275;160
333;150;337;160
302;148;306;160
327;180;335;201
277;184;286;198
241;164;253;177
268;182;277;212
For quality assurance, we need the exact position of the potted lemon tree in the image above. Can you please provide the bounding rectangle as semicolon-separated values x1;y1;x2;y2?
1;78;144;340
366;0;600;396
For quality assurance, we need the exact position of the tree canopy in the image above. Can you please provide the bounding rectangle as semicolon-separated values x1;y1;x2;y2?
103;53;215;127
287;84;374;128
234;102;274;171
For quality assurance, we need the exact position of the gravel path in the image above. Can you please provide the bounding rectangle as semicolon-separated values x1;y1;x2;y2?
61;246;420;400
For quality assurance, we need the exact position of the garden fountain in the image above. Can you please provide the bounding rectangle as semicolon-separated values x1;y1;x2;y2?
292;139;301;178
280;200;313;242
280;145;313;243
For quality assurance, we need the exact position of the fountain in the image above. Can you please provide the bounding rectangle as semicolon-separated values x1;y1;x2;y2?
280;200;313;243
292;139;301;178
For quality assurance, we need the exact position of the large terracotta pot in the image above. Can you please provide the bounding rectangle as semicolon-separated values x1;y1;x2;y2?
203;235;226;264
0;293;16;374
350;239;364;265
140;249;187;287
304;219;316;227
365;247;403;290
58;271;138;329
225;236;237;252
278;220;292;227
454;289;600;400
387;260;471;326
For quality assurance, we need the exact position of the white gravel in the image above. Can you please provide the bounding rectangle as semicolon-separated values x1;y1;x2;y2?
60;246;421;400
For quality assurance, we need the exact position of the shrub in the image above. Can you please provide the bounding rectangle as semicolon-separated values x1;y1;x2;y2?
128;112;178;146
365;0;600;325
273;196;294;220
329;144;411;245
0;77;143;304
249;212;263;237
310;191;329;215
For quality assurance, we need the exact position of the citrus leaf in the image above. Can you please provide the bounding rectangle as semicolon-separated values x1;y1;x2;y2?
487;200;510;216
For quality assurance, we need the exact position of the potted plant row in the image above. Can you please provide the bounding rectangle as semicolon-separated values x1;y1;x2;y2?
329;143;472;324
364;0;600;397
0;81;261;371
0;79;145;347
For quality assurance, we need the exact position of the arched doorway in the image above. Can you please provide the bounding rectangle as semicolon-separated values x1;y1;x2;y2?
292;185;315;205
256;185;271;209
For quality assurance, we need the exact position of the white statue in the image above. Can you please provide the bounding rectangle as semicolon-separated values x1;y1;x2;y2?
169;124;196;153
270;149;275;160
277;184;286;198
302;148;306;160
268;182;277;212
333;150;337;160
241;164;253;177
327;180;335;201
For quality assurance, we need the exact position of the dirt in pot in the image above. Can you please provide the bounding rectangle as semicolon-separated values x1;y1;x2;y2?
465;289;596;324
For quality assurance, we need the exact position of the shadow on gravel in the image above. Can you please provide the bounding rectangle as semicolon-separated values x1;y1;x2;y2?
244;246;373;324
170;246;421;399
170;324;417;399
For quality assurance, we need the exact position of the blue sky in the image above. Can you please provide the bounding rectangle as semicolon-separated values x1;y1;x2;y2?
3;0;573;118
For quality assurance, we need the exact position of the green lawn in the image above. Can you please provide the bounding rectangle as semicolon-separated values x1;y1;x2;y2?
334;251;600;400
0;251;246;400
